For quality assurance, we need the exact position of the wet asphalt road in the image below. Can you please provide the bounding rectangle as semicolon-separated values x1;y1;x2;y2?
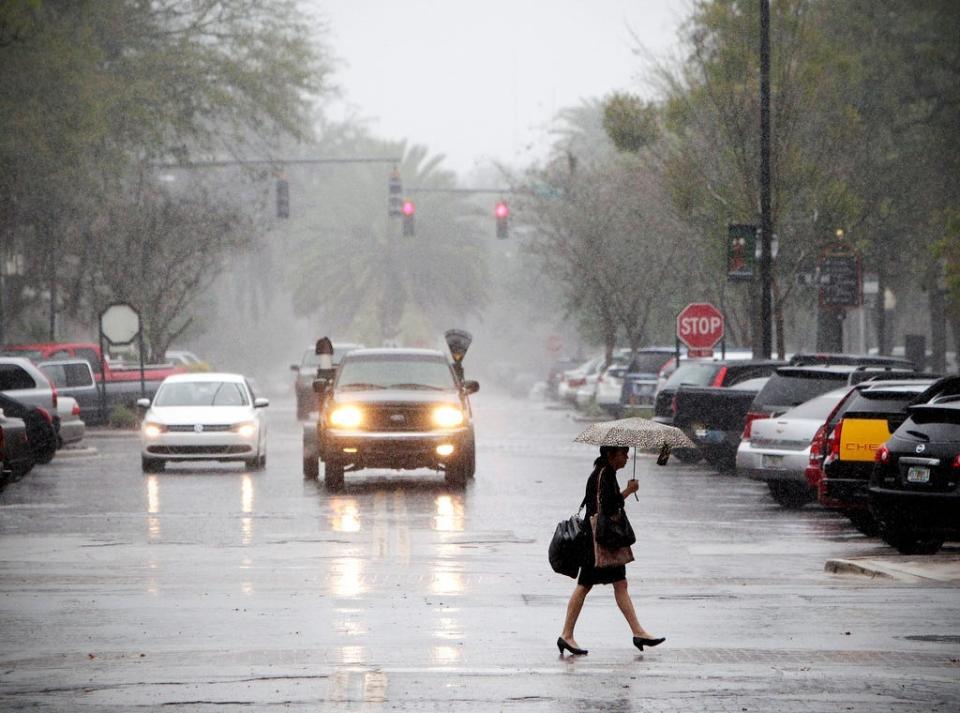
0;392;958;712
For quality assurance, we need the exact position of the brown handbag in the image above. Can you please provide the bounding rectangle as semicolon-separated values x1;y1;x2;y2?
590;469;634;568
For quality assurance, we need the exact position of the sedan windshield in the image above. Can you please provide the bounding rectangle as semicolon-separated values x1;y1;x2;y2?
154;381;249;407
337;355;455;391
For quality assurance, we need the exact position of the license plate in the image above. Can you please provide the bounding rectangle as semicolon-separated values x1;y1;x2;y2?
906;466;930;483
691;424;707;438
762;454;784;468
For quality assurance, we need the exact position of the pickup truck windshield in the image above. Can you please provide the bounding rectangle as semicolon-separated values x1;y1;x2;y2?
663;362;720;388
154;381;249;407
625;353;672;374
337;355;455;391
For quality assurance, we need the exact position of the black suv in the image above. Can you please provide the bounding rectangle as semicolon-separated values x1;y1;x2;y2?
311;348;479;491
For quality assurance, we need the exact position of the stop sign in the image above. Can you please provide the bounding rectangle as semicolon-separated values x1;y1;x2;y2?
676;303;724;350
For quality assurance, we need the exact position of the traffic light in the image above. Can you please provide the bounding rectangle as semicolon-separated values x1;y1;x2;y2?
276;178;290;219
388;167;403;217
495;200;509;239
726;223;756;281
402;200;415;237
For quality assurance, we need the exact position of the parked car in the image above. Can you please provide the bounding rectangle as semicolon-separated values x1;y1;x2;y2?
291;342;364;420
558;355;604;405
310;348;478;491
138;373;269;472
0;408;34;485
737;387;851;508
869;397;960;554
546;358;581;400
0;392;58;466
165;350;212;371
577;350;631;411
38;359;100;425
814;380;937;533
618;348;677;412
673;377;772;471
55;396;85;447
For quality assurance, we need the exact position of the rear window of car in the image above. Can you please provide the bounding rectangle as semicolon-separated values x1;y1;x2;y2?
41;363;94;388
301;345;360;367
780;388;849;420
626;353;672;375
752;372;848;412
899;408;960;441
663;362;721;388
0;364;36;391
836;389;922;419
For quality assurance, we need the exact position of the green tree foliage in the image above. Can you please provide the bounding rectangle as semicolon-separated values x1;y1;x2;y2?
0;0;329;348
287;124;489;346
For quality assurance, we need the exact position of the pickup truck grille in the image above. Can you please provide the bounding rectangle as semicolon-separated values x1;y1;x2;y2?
362;405;434;431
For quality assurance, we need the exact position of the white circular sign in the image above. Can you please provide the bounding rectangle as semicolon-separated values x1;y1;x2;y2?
100;303;141;345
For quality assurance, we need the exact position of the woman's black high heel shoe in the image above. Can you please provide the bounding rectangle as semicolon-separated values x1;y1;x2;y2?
557;637;588;656
633;636;665;651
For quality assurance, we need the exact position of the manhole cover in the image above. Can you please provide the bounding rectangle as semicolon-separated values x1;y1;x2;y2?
901;635;960;644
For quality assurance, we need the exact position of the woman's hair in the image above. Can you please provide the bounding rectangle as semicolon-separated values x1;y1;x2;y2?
594;445;629;467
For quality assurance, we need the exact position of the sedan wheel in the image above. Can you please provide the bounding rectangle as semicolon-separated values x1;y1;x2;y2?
141;456;165;473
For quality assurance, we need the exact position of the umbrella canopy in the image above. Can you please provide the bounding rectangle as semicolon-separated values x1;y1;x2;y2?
574;417;696;452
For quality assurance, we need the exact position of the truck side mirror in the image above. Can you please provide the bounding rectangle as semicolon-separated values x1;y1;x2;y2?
136;398;151;409
290;364;300;372
463;380;480;395
312;378;329;394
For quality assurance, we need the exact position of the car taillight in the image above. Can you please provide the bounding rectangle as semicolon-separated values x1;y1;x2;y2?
71;402;80;417
951;454;960;470
671;393;679;416
50;384;58;410
825;421;843;463
710;366;728;387
808;424;827;466
875;444;891;464
568;377;585;388
36;407;53;424
741;411;767;441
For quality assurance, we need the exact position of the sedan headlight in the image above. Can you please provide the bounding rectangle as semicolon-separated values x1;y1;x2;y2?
432;405;464;428
233;422;257;438
329;405;363;428
142;422;166;438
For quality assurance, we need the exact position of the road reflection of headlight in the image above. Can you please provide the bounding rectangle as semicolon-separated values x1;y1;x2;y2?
432;405;464;428
234;422;256;438
143;423;164;438
330;405;363;428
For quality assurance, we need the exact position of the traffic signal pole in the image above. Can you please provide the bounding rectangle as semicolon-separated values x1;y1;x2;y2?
759;0;773;358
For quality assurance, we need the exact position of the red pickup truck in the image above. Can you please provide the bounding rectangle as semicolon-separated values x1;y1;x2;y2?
2;342;186;413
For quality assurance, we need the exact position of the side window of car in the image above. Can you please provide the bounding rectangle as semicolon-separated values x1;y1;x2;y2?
65;363;95;387
0;364;37;390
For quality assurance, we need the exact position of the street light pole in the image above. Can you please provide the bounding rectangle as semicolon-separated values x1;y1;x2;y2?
759;0;773;358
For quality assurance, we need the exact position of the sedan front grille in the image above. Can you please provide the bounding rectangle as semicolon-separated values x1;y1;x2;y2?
166;424;233;433
147;445;251;455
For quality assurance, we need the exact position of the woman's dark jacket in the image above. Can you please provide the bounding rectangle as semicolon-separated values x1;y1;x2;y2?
584;464;624;518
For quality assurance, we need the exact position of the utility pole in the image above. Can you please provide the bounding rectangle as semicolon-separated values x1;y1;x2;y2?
759;0;773;358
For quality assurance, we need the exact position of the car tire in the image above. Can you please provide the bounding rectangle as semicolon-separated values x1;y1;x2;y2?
880;525;944;555
703;448;736;473
767;481;812;509
303;456;319;480
445;454;470;489
141;456;165;473
673;448;702;464
324;458;345;492
463;433;477;479
844;510;879;537
259;450;267;469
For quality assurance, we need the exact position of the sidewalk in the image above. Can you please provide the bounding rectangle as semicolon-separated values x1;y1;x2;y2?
84;427;139;438
825;549;960;583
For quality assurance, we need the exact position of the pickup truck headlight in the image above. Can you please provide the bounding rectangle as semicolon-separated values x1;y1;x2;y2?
142;422;167;438
432;405;464;428
233;422;257;438
330;405;363;428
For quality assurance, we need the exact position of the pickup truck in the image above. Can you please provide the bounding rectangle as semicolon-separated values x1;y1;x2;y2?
671;378;770;471
5;342;185;414
38;359;102;425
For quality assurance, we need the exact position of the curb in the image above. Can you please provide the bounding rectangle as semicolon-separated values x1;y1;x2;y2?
55;446;98;458
824;559;896;581
84;429;139;439
825;556;960;584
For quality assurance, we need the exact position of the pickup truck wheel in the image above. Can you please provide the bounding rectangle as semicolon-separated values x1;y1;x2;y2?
324;458;345;492
767;481;812;509
141;457;165;473
303;456;319;480
445;455;469;489
463;435;477;479
673;448;702;464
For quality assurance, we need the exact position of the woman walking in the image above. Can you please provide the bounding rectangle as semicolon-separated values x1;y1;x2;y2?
557;445;665;655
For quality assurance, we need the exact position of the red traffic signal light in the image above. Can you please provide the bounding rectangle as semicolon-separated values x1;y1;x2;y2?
402;200;415;217
495;200;509;238
402;200;415;236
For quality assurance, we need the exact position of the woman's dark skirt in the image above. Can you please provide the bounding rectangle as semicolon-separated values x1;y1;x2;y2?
577;541;626;586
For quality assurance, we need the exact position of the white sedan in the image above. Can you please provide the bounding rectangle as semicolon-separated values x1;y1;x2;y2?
138;373;268;472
